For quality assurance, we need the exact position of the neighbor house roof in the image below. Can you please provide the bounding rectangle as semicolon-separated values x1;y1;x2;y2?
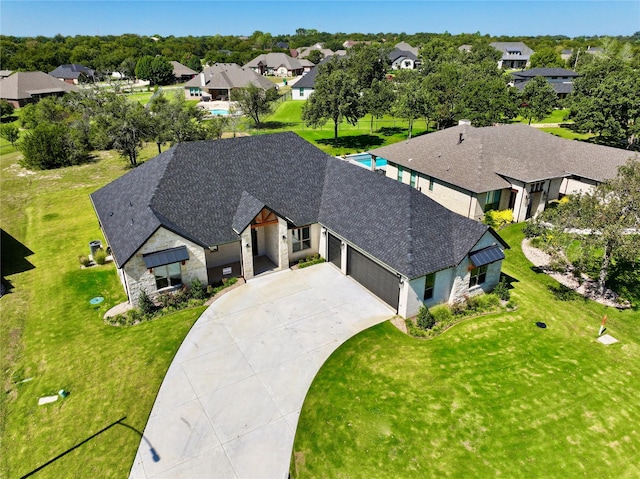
294;56;335;89
244;53;308;71
0;70;14;78
170;61;197;78
490;42;534;60
184;63;275;90
389;48;417;63
511;68;579;80
297;45;334;60
513;80;574;95
49;64;96;80
369;124;634;194
394;41;419;56
91;132;496;279
0;71;78;100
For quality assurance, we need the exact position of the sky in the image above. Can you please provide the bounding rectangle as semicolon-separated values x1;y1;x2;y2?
1;1;638;38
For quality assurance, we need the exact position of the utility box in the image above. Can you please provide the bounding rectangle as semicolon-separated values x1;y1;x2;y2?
89;240;102;256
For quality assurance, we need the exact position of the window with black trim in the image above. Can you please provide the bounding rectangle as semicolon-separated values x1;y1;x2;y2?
397;165;404;182
424;272;436;300
154;262;182;289
484;190;502;212
292;226;311;252
469;265;487;288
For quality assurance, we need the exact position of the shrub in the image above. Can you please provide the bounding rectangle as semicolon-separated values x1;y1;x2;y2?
483;209;513;230
78;255;91;267
548;284;582;301
138;290;156;317
93;248;107;265
190;278;206;300
522;220;546;238
298;254;325;268
416;306;435;330
493;278;511;301
431;305;452;324
126;308;144;325
405;318;429;337
548;254;569;273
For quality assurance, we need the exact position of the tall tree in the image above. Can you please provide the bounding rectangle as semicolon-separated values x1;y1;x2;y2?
539;159;640;297
392;70;431;138
302;58;361;140
360;78;394;134
518;76;557;125
529;48;564;68
0;124;20;149
232;84;274;127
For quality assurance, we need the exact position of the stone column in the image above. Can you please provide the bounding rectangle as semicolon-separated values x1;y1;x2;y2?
241;227;254;280
277;217;289;270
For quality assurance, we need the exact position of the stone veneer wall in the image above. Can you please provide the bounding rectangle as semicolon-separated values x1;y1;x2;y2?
122;227;207;305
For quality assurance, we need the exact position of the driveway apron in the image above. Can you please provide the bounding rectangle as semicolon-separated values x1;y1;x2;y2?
129;263;394;479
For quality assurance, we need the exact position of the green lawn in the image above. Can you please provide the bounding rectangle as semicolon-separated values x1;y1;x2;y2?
258;100;430;156
0;144;203;478
516;108;572;125
539;127;596;141
291;224;640;478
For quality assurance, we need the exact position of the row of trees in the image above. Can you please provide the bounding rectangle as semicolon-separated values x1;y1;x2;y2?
302;41;560;139
14;89;230;169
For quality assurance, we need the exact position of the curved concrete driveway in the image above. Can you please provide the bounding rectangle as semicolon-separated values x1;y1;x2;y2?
129;263;394;479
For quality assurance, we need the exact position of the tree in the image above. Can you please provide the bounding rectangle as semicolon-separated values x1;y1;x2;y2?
233;84;273;127
360;78;394;134
302;58;361;140
134;55;153;81
19;122;79;169
518;76;557;125
204;116;228;140
393;70;431;138
0;100;14;118
539;159;640;297
135;55;174;85
184;55;202;73
0;124;20;149
529;48;564;68
306;49;324;65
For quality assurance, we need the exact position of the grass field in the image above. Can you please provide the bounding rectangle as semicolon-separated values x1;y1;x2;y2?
291;224;640;478
515;108;572;125
258;100;430;156
0;142;204;478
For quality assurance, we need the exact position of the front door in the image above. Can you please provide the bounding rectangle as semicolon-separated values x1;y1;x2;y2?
251;228;258;257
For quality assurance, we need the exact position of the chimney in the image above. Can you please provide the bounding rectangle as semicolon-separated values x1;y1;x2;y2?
200;72;205;86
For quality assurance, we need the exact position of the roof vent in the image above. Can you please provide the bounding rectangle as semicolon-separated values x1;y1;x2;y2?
458;133;464;144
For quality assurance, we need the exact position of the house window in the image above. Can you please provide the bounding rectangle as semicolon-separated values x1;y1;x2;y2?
154;262;182;290
424;273;436;300
292;226;311;252
484;190;502;212
397;165;404;182
469;265;488;288
189;87;200;96
530;181;544;192
410;170;417;188
299;88;304;97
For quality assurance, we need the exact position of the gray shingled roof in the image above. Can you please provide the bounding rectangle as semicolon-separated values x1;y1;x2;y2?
369;124;635;194
49;64;96;80
170;61;197;77
490;42;534;59
514;80;574;95
244;53;306;71
511;68;579;79
184;63;274;90
389;48;417;62
0;71;78;100
294;57;335;89
91;132;496;279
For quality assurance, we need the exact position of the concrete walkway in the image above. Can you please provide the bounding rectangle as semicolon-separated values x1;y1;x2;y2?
129;263;394;479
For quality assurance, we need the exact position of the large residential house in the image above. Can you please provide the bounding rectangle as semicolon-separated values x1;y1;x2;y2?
49;64;96;84
183;63;275;101
511;68;580;98
389;41;419;70
170;61;198;83
244;53;314;77
0;71;78;108
91;133;508;319
490;42;535;69
369;123;635;223
297;43;334;59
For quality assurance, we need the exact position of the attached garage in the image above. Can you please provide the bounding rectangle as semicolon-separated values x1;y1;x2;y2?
327;233;342;268
347;246;400;310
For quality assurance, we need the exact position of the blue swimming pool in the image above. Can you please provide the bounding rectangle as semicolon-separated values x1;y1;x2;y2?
346;153;387;169
209;109;229;115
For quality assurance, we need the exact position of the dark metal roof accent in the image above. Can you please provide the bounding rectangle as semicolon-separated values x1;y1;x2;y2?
232;191;265;233
469;245;505;267
143;246;189;268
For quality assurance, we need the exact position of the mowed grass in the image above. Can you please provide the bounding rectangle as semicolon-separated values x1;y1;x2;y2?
0;143;204;478
259;100;429;156
291;224;640;479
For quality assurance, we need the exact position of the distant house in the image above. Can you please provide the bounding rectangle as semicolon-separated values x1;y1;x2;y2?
490;42;535;69
458;44;473;53
170;61;198;83
511;68;580;98
275;41;289;49
369;123;635;223
49;64;96;84
183;63;275;101
0;71;78;108
297;43;334;60
90;132;508;319
342;40;372;49
389;41;419;70
244;53;314;77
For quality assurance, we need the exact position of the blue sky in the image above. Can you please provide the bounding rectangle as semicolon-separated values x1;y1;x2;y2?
1;1;638;38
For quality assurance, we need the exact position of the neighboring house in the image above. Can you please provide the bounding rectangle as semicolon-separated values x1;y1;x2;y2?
291;56;343;100
369;123;635;223
458;44;473;53
183;63;275;101
490;42;535;69
91;132;508;319
342;40;372;49
170;61;197;83
297;43;334;60
389;48;417;70
275;41;289;49
244;53;314;77
511;68;580;98
49;64;96;84
0;71;78;108
560;49;573;62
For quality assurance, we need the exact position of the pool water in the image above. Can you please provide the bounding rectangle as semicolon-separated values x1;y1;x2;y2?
346;153;387;169
209;109;229;115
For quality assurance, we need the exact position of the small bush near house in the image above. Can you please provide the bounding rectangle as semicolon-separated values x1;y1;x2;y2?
298;254;325;268
190;278;207;300
138;290;156;316
492;278;511;301
78;255;91;267
93;247;107;265
416;306;435;330
548;283;584;302
522;220;546;238
483;209;513;229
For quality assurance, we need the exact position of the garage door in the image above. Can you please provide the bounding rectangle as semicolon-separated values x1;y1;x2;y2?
347;246;399;310
328;233;342;268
